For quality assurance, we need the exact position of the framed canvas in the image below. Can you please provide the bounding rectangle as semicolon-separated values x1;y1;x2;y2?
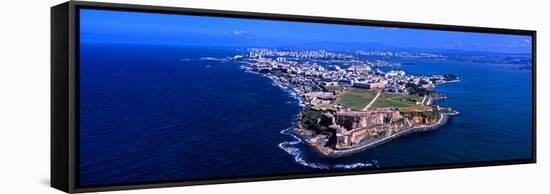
51;1;536;193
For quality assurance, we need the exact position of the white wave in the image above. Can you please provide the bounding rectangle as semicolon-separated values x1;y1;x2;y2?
278;127;379;170
239;64;376;169
279;86;304;107
332;160;379;169
264;77;305;107
278;142;331;169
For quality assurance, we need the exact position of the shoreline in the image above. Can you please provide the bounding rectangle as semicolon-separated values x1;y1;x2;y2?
241;60;459;158
293;111;458;158
258;71;459;158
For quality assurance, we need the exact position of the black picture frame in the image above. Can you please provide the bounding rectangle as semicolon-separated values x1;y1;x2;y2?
51;1;537;193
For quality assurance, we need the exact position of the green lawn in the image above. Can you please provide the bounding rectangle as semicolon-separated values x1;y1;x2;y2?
336;88;376;110
315;104;336;110
389;94;423;103
370;93;419;108
324;85;342;92
335;88;424;110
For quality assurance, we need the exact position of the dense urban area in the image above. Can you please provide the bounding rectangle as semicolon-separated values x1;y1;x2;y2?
235;48;461;157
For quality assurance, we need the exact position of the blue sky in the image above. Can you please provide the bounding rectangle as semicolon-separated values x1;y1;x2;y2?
80;9;532;53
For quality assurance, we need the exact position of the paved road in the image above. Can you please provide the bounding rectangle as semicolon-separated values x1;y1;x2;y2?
420;95;428;105
363;91;381;110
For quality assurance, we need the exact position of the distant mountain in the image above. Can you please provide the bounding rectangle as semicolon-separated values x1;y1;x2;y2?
267;40;531;56
408;47;532;57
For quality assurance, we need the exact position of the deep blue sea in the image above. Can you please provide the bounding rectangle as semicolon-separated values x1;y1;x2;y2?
79;43;533;186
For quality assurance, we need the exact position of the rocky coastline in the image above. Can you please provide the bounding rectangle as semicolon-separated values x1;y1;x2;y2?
255;70;460;158
237;49;461;158
292;111;459;158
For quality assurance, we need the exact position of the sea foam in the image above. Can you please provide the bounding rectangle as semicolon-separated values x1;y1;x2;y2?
253;70;377;169
278;127;379;170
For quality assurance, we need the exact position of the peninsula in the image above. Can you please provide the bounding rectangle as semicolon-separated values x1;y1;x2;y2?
237;48;459;157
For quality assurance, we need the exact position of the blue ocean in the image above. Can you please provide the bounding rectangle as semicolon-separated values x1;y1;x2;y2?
79;43;532;186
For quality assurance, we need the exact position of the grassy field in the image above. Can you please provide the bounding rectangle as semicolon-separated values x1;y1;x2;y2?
334;88;428;110
370;93;421;109
399;105;433;112
315;104;336;110
388;94;423;103
335;88;377;110
324;85;342;92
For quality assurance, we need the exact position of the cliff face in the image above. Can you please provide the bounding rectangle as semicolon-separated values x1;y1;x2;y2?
300;107;440;150
334;112;386;131
404;111;437;126
319;109;409;149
